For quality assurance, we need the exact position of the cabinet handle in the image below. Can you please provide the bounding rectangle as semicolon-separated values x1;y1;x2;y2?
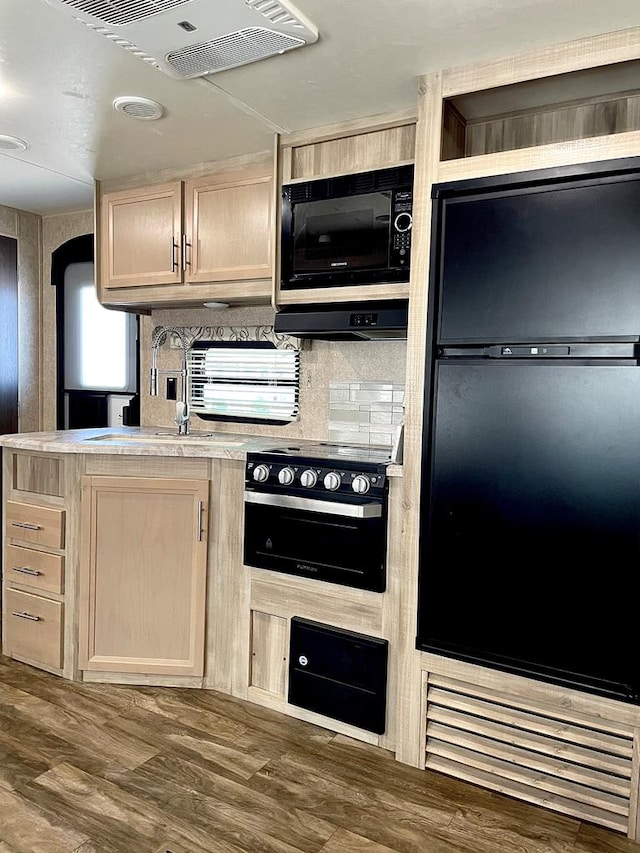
12;566;42;577
171;238;178;272
12;611;41;622
181;234;191;271
197;500;204;542
11;521;42;531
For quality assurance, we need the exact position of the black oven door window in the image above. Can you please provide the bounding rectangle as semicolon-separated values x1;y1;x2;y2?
292;192;391;274
244;501;386;592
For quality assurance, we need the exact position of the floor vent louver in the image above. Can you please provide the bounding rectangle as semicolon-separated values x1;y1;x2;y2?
424;673;635;836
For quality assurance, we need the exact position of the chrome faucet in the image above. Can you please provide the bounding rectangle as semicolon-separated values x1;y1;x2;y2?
150;326;191;435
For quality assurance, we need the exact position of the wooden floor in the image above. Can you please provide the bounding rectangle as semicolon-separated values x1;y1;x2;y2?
0;657;638;853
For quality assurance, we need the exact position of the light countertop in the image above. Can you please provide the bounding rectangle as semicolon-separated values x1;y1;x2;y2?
0;427;403;476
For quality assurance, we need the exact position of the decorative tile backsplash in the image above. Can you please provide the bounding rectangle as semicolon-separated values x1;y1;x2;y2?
329;381;405;448
162;325;302;350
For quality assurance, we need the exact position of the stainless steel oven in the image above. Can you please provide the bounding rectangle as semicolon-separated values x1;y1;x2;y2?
243;446;390;592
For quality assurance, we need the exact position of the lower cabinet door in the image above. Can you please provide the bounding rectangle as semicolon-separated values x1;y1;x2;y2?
5;589;63;670
79;475;209;676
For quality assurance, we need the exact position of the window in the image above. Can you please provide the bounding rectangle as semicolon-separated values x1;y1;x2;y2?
63;262;136;392
188;342;299;423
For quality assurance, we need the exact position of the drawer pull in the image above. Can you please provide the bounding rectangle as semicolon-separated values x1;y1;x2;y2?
11;521;43;531
12;566;42;577
12;611;41;622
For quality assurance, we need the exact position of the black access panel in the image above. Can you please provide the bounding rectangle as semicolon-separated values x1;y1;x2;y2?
288;617;388;734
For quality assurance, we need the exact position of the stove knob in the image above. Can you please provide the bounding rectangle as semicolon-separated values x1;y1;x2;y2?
252;464;270;483
352;475;371;494
278;466;295;486
300;469;318;488
324;471;341;491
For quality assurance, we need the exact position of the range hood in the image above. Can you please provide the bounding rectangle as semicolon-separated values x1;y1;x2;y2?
274;301;409;341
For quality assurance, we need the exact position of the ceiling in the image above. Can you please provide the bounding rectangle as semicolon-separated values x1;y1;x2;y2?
1;0;639;215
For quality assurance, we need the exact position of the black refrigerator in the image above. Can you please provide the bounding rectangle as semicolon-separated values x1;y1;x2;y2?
417;158;640;703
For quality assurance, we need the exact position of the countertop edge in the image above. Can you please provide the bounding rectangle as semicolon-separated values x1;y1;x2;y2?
0;428;404;475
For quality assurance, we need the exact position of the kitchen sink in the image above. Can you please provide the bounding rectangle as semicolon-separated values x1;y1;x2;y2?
85;432;245;447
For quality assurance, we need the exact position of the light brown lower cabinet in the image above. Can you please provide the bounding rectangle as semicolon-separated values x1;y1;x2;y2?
4;588;64;670
79;475;209;677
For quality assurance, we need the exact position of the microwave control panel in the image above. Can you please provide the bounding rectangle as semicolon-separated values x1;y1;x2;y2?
391;189;413;267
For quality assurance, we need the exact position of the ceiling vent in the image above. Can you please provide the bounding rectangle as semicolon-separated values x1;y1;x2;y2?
113;95;165;119
44;0;318;78
0;135;29;152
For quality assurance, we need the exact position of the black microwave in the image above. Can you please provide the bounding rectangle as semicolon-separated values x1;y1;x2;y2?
280;165;414;290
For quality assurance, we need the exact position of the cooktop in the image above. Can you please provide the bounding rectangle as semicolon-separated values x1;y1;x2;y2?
260;442;392;465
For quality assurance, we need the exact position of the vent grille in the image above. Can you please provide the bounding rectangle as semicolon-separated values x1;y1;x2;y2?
424;673;634;835
286;165;414;203
114;96;165;120
80;21;160;66
245;0;306;29
166;27;305;77
57;0;192;26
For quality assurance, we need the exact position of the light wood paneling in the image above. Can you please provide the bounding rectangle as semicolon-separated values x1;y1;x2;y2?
250;571;384;635
630;730;640;840
460;90;640;158
441;26;640;97
204;459;250;697
6;500;65;550
84;455;210;479
416;657;640;838
4;589;63;670
41;209;94;432
82;671;203;687
79;475;208;677
441;102;466;160
424;672;635;835
379;475;402;754
5;545;64;595
394;71;444;769
250;610;288;697
277;282;409;306
13;452;62;497
289;124;416;181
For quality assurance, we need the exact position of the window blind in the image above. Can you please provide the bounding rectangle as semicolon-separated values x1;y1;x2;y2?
188;343;299;422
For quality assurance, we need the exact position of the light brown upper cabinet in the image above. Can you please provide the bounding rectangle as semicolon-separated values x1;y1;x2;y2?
185;171;273;283
98;166;273;308
101;181;184;289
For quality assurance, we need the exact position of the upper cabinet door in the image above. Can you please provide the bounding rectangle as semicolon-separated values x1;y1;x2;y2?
185;172;273;284
101;182;183;288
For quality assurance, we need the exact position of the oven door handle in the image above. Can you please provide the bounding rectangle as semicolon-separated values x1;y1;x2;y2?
244;491;382;519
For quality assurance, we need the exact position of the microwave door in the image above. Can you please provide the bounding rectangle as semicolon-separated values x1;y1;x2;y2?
292;192;391;274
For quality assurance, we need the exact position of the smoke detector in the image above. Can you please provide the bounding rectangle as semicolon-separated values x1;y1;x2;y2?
43;0;319;78
113;95;165;120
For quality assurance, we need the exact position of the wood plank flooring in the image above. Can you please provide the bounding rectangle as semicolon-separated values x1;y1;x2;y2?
0;656;638;853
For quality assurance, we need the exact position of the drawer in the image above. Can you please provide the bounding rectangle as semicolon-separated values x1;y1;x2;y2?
6;501;65;549
4;589;63;670
5;545;64;595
